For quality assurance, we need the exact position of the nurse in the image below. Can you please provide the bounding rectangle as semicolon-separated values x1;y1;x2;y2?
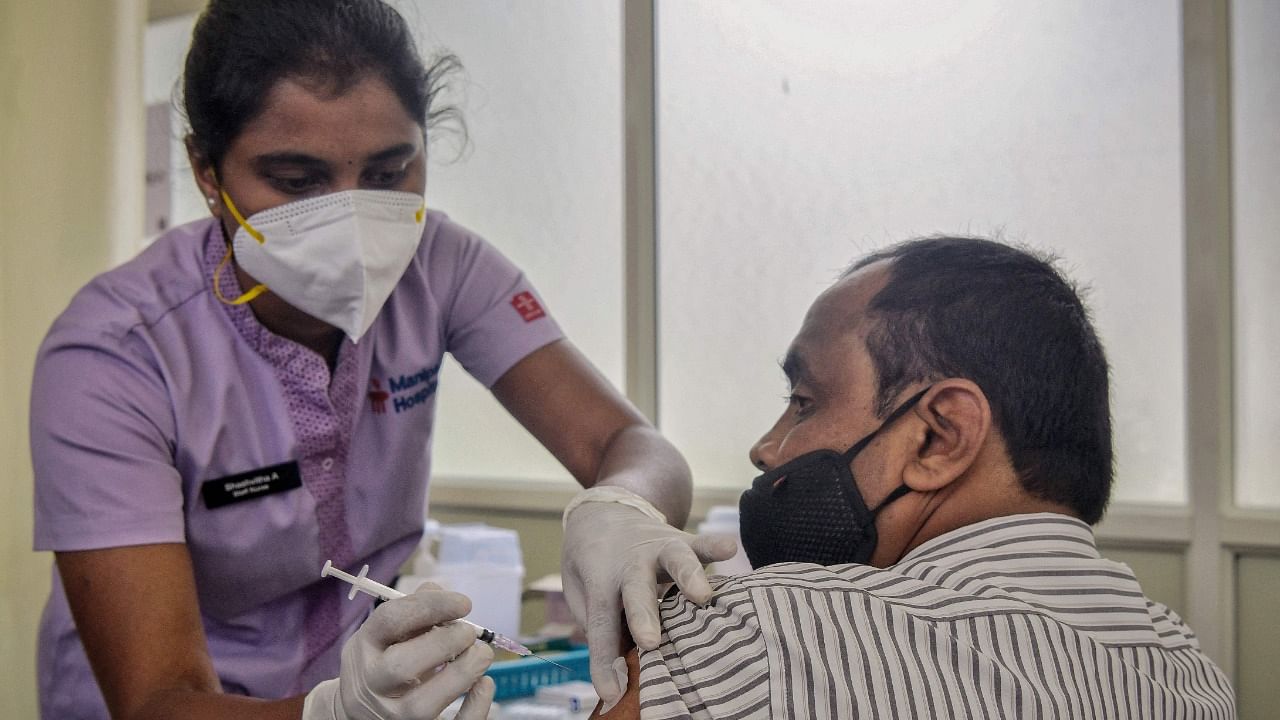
30;2;733;719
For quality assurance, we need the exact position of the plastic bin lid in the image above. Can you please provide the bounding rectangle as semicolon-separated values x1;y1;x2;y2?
697;505;742;536
436;523;522;566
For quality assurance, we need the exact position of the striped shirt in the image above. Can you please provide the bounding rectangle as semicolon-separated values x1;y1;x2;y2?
638;513;1235;719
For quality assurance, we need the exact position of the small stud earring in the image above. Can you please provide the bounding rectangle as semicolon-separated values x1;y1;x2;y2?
207;197;216;207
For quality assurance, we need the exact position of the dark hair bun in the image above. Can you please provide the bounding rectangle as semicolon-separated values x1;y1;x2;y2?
182;0;461;169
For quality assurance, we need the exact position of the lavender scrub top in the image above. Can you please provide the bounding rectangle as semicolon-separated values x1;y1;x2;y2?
31;211;563;719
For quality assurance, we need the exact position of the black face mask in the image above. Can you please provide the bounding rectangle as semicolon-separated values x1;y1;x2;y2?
738;387;930;569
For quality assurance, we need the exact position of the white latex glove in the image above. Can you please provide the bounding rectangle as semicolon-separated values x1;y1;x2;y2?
561;487;737;709
302;585;496;720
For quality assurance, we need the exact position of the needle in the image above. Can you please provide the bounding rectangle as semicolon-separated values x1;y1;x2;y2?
535;656;574;672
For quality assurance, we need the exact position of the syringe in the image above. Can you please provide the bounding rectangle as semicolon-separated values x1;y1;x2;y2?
320;560;568;671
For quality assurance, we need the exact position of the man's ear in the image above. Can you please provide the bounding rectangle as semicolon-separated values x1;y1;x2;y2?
902;379;991;493
185;136;221;218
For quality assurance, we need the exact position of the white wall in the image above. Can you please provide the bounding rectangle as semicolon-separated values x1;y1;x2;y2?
0;1;145;714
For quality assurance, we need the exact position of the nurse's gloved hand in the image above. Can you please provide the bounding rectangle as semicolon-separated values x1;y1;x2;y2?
302;585;495;720
560;487;737;710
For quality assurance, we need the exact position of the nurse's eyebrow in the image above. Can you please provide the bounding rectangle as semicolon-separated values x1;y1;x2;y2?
365;143;418;164
252;152;328;170
250;144;417;170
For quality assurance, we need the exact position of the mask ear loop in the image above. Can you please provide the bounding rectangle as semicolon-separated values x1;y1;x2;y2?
841;384;934;514
212;244;268;305
869;483;913;516
219;187;265;244
841;385;933;463
209;176;269;305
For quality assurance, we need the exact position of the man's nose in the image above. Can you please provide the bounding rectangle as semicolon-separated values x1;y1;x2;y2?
749;436;777;472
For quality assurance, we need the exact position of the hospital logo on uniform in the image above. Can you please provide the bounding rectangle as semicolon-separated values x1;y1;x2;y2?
367;379;390;414
368;362;440;415
511;291;546;322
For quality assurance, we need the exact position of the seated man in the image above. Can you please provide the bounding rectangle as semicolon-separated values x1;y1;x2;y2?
598;237;1235;719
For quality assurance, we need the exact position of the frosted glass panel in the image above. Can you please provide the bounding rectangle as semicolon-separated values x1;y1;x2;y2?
411;1;625;481
1232;0;1280;509
657;0;1186;504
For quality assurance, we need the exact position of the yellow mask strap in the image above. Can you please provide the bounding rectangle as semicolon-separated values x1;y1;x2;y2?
212;242;268;305
415;202;425;224
220;188;265;244
210;181;267;304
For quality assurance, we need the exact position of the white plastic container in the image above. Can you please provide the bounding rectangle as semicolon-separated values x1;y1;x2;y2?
430;523;525;639
696;505;753;576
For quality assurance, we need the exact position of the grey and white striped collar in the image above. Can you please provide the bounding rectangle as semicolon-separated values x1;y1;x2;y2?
896;512;1098;567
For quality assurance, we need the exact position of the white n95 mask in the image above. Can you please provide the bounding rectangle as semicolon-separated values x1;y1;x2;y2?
214;189;426;342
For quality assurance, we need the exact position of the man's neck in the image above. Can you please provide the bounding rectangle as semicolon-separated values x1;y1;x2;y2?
872;470;1080;568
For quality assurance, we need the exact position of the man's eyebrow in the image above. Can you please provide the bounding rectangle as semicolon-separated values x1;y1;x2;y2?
780;349;809;387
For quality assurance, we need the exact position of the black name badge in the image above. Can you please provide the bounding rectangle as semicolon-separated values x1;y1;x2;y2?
201;461;302;509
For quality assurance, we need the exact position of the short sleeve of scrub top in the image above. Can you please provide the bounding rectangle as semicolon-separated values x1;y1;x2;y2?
31;210;563;718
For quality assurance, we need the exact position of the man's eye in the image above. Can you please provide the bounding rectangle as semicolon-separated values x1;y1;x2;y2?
786;393;814;414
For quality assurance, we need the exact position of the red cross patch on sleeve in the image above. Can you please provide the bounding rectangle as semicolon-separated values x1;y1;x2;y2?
511;291;546;322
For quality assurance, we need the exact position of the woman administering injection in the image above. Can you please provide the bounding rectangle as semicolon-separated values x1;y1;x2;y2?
29;2;732;719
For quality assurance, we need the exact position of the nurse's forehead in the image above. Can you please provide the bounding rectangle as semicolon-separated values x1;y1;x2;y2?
231;75;423;159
